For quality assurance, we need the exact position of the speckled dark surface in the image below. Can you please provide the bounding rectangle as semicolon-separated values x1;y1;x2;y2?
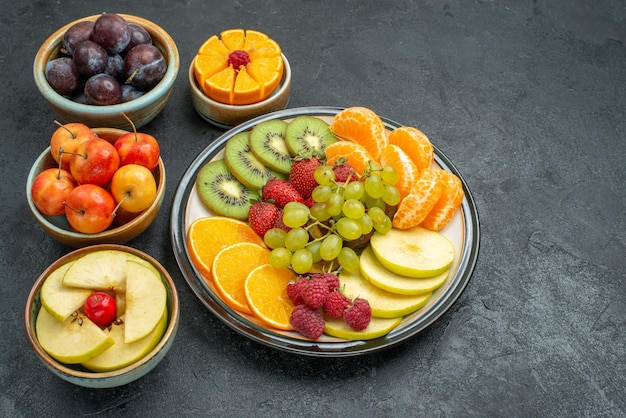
2;1;625;416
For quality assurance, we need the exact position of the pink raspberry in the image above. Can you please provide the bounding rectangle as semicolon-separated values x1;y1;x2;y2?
289;304;325;339
300;276;329;309
309;272;340;292
343;298;371;331
323;290;351;318
286;276;308;305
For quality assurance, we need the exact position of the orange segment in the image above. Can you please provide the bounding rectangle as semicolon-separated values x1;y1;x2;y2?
391;169;443;230
244;264;296;331
187;216;265;280
388;126;434;172
324;141;373;176
212;243;270;315
219;29;245;50
232;67;262;104
378;144;418;199
421;170;465;231
203;66;236;105
329;107;387;160
243;30;269;49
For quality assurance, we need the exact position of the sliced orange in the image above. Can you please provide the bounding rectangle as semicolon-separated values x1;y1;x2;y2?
421;170;465;231
244;264;296;331
391;169;443;230
193;29;283;105
329;107;388;160
378;144;419;199
324;141;373;175
212;242;270;315
187;216;265;280
388;126;434;172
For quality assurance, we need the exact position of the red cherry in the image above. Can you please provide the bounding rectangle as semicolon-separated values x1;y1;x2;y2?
83;292;117;327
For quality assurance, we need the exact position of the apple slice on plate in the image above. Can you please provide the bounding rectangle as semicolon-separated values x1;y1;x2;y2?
35;307;114;364
40;260;91;321
124;260;167;343
63;250;129;292
324;316;402;341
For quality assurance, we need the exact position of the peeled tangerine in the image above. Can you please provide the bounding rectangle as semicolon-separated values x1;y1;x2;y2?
193;29;284;105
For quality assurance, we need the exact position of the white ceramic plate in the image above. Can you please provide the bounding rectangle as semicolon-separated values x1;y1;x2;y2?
170;106;480;357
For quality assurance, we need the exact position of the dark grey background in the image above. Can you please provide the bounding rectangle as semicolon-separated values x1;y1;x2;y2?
2;0;624;416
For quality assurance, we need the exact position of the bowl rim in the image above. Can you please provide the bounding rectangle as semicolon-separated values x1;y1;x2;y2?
26;127;166;241
24;244;179;382
33;13;179;116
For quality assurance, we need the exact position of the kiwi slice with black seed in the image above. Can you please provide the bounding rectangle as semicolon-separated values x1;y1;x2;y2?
224;131;285;190
249;119;293;174
285;116;338;157
195;159;259;220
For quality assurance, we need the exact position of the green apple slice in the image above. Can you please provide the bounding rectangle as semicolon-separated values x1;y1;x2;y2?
40;260;92;321
124;260;167;344
360;247;449;296
63;250;130;291
369;227;455;278
35;306;114;364
339;269;433;318
324;315;402;340
82;312;167;372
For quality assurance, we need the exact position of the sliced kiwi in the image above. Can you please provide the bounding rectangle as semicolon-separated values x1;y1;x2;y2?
223;131;284;190
195;159;259;220
285;116;338;157
249;119;293;174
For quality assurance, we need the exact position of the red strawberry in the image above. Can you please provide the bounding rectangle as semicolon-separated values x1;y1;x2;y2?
343;297;371;331
323;289;350;318
289;156;323;199
273;208;291;231
289;304;325;339
332;162;355;183
248;201;280;237
300;276;330;309
261;178;304;208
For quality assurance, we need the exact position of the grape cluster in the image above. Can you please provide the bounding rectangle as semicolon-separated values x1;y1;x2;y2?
264;162;400;274
44;13;167;106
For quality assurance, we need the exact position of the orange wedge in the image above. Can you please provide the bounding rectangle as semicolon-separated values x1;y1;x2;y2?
421;170;465;231
324;141;373;176
212;242;270;315
388;126;434;172
329;107;388;160
244;264;296;330
187;216;265;280
193;29;283;105
378;144;419;199
391;169;443;230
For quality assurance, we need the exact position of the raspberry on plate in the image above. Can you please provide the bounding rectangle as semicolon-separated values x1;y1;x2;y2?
343;297;371;331
289;304;325;339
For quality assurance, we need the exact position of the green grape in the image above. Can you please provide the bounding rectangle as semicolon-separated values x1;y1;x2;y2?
314;165;335;186
368;206;387;224
382;184;401;206
373;216;392;233
309;202;331;222
284;227;309;251
335;217;362;240
320;233;343;260
312;185;333;202
269;247;292;269
337;247;359;273
380;165;399;185
342;199;365;219
356;214;374;235
364;194;385;209
325;192;344;216
364;175;384;198
263;227;287;249
306;241;322;263
283;202;310;228
343;181;365;200
291;248;313;274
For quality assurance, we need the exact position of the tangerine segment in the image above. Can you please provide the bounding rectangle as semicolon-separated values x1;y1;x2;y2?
324;141;373;175
187;216;265;280
212;243;270;315
247;56;284;98
219;28;245;50
243;30;269;49
329;107;387;160
421;170;465;231
203;66;236;105
244;264;296;331
378;144;419;199
232;67;262;104
388;126;434;171
392;169;443;230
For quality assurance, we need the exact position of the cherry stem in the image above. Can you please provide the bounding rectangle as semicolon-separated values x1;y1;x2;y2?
63;201;84;215
111;193;130;217
53;120;76;138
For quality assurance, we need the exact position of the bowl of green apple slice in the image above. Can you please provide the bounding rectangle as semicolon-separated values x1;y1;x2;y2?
24;244;179;388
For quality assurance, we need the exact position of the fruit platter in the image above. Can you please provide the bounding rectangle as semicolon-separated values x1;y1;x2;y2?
170;106;479;357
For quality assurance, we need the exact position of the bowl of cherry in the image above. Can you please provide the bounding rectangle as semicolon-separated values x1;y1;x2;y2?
33;13;179;129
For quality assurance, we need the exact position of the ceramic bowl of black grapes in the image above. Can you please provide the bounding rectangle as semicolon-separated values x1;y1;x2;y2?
33;13;179;129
